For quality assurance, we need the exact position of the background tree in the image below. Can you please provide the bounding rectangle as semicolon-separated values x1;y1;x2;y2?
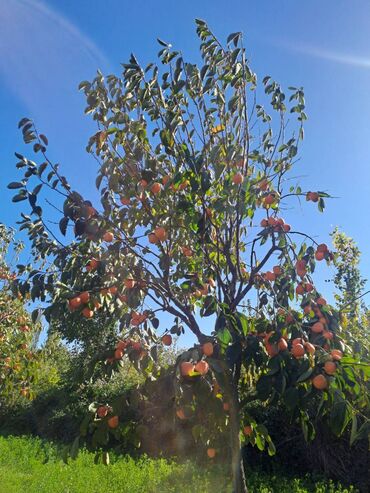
8;20;369;493
0;224;40;407
331;227;369;355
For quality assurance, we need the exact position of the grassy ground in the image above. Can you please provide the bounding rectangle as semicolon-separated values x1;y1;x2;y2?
0;436;357;493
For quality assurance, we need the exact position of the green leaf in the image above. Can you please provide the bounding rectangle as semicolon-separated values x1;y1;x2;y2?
33;184;42;195
217;328;232;347
157;38;169;47
12;191;28;202
301;417;315;442
31;308;42;324
255;433;265;451
330;396;350;437
267;440;276;456
59;217;69;236
296;367;313;383
236;312;249;336
7;182;24;189
318;197;325;212
201;296;217;317
350;414;358;446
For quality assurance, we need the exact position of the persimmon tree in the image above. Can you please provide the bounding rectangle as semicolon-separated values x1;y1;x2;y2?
0;224;40;407
8;21;369;492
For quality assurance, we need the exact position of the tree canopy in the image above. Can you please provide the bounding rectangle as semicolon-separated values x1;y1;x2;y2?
7;20;369;493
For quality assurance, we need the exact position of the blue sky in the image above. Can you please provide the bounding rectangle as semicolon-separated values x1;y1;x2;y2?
1;0;370;344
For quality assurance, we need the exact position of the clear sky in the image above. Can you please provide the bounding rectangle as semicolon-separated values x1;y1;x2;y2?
1;0;369;343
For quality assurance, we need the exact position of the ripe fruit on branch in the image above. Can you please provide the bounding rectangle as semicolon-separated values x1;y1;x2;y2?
303;305;312;315
265;342;278;357
120;197;131;206
295;259;307;278
259;179;269;191
180;361;195;376
317;243;328;253
82;307;94;318
176;408;186;420
331;349;343;360
124;278;136;289
130;312;147;326
263;193;275;206
148;233;159;244
114;349;124;359
312;374;328;390
150;182;162;194
243;425;252;436
195;360;209;375
107;415;119;429
265;271;276;282
103;231;114;242
79;291;90;304
154;227;167;242
292;338;303;347
296;283;305;295
178;180;189;191
305;342;316;354
278;338;288;351
316;297;327;306
306;191;319;202
315;250;325;261
291;343;305;358
315;244;328;261
202;342;214;356
69;297;82;310
181;246;193;257
207;448;216;458
312;321;324;333
323;331;334;340
232;172;244;185
97;406;109;418
132;341;142;352
116;340;127;351
324;361;337;375
161;334;172;346
86;259;99;272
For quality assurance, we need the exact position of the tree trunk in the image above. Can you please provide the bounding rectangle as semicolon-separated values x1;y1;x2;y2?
225;363;248;493
229;391;248;493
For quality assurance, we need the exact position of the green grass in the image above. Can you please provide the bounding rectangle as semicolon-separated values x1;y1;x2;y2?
0;436;357;493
